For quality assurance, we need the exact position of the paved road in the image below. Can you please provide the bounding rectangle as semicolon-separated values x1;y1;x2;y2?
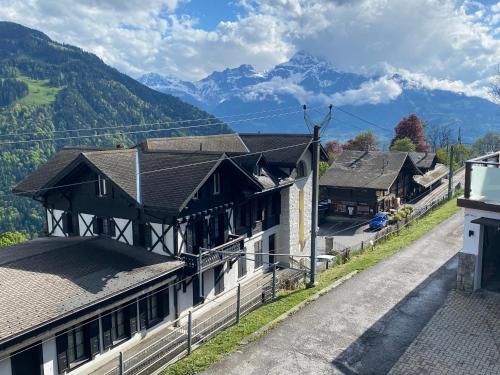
204;212;464;375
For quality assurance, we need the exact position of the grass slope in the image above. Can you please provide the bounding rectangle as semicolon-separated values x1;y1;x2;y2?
163;198;461;375
16;75;63;106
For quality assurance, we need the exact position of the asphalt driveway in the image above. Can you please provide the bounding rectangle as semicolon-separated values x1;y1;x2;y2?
204;212;464;375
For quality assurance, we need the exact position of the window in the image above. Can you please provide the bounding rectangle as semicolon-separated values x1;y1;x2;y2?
93;217;115;237
62;212;74;235
97;175;108;197
67;327;86;365
238;248;247;278
148;294;159;322
134;223;152;248
111;308;127;343
254;240;263;268
213;173;221;194
214;264;224;295
296;161;307;178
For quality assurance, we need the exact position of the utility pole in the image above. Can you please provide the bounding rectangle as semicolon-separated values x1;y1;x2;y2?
448;144;455;200
458;127;462;166
304;105;332;286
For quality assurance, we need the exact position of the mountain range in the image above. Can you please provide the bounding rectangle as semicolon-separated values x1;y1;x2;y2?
0;22;229;234
139;51;499;144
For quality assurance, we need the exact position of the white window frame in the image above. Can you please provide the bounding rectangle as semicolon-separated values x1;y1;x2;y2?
98;175;108;197
213;173;221;195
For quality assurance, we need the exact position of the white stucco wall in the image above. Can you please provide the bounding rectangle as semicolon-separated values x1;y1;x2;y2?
150;223;175;255
461;208;500;256
0;357;12;375
78;213;95;236
42;337;57;375
47;209;66;237
279;150;313;266
112;218;133;245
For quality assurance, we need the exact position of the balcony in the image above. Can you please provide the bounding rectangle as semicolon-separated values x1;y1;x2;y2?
181;234;245;273
458;152;500;213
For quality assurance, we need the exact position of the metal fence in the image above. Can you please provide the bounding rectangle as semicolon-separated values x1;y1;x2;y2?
100;277;275;375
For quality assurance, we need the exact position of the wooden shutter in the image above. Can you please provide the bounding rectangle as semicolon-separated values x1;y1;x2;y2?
223;212;230;242
128;303;138;335
88;320;100;357
139;298;148;329
62;212;73;234
56;332;68;373
186;221;193;253
109;219;116;237
158;288;170;319
133;222;140;246
209;216;215;245
92;217;99;235
144;224;152;248
202;220;208;248
101;314;112;350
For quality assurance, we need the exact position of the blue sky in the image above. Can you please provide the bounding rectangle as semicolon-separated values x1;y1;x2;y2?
0;0;498;101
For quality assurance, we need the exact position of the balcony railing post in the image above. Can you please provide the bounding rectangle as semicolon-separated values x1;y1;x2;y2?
187;311;193;355
464;162;472;199
272;264;277;300
119;351;125;375
236;283;241;323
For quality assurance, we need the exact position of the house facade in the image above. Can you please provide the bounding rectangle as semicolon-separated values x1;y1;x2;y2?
320;151;422;217
0;133;324;375
456;152;500;293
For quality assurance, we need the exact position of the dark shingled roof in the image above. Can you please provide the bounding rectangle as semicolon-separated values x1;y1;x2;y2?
239;133;314;166
141;134;248;153
83;149;138;201
13;148;90;195
140;151;223;210
409;152;437;170
320;150;413;190
0;237;183;344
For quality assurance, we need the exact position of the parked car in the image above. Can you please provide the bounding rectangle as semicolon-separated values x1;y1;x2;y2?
369;213;389;230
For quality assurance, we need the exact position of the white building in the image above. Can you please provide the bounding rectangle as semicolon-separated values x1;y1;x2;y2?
0;133;326;375
457;152;500;292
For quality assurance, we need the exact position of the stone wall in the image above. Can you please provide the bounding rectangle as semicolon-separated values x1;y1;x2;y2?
456;252;477;292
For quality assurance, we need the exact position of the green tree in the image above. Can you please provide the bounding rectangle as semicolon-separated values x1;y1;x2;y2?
390;137;416;152
0;231;27;247
343;131;379;151
472;132;500;155
319;161;329;177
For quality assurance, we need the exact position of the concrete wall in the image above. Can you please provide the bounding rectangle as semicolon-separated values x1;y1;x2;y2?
458;207;500;291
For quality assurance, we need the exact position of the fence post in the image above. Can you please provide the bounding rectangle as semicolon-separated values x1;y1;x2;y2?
119;351;125;375
361;241;364;251
272;264;277;300
236;283;241;324
187;311;192;355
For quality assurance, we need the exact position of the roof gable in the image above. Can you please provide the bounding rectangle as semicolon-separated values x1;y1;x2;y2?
140;133;248;153
320;150;416;190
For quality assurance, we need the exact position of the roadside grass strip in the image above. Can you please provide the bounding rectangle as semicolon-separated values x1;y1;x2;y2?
162;198;461;375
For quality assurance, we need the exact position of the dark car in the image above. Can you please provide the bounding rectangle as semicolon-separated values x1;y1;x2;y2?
369;213;389;230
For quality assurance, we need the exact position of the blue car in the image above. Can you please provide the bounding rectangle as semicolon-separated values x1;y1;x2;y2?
369;213;389;230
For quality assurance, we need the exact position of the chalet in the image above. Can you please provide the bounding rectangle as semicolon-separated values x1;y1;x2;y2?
320;151;421;217
0;133;325;375
409;152;438;173
457;152;500;293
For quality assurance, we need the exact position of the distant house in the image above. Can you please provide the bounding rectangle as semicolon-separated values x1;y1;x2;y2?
409;152;438;173
320;151;422;217
0;133;325;375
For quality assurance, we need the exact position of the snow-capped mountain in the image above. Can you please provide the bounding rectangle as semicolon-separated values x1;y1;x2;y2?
138;51;499;142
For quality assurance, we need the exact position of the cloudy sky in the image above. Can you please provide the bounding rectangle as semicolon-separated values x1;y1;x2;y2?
0;0;499;100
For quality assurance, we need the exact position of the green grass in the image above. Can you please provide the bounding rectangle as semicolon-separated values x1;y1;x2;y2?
16;75;63;106
162;198;461;375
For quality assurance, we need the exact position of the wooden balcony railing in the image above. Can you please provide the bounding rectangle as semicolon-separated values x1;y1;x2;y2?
180;234;245;273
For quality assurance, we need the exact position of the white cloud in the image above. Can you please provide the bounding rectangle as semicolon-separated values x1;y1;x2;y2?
242;75;403;106
0;0;498;99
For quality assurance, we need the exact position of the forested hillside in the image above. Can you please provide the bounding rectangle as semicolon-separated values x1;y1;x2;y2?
0;22;230;235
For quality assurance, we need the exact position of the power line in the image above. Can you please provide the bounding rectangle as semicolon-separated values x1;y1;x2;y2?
331;105;394;135
11;140;318;196
0;108;307;146
0;104;303;139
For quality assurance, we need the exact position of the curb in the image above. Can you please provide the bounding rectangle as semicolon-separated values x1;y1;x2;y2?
239;270;359;345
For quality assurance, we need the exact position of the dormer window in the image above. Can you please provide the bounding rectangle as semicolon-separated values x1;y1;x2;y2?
213;173;221;195
97;175;108;197
296;161;307;178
